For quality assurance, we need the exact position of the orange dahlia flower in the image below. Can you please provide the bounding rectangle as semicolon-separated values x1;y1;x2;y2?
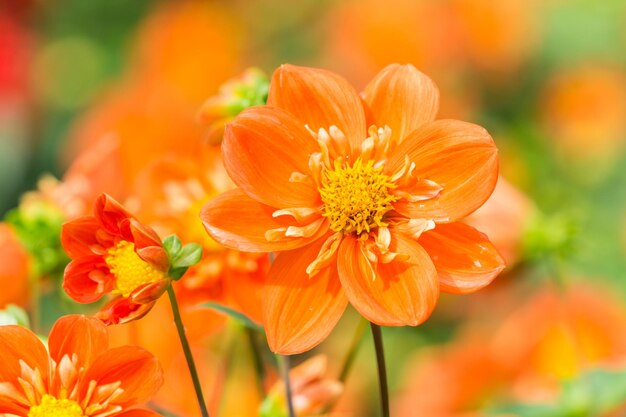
0;314;163;416
61;193;170;325
201;64;505;354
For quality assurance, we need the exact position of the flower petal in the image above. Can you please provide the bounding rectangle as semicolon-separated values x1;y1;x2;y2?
201;189;326;252
115;409;163;417
82;346;163;407
388;119;499;222
223;106;320;208
61;216;106;259
363;64;439;144
267;64;366;153
48;315;108;368
0;325;49;383
130;280;170;304
419;222;505;294
337;233;439;326
63;256;115;303
264;237;348;354
96;297;157;325
94;193;133;235
0;395;28;415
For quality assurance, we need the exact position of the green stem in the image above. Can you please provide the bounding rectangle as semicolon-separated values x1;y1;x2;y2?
370;323;390;417
167;285;210;417
279;355;296;417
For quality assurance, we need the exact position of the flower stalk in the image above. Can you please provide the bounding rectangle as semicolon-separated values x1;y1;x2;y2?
279;355;296;417
167;284;210;417
371;322;390;417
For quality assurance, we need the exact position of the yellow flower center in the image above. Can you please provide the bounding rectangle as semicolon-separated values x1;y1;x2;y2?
28;395;85;417
105;240;165;297
319;158;397;235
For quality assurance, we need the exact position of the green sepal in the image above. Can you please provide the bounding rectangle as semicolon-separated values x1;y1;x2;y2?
163;235;203;281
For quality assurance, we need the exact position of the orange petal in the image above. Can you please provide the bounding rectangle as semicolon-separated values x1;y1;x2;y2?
419;222;505;294
94;193;133;235
116;410;163;417
388;119;498;222
337;233;439;326
223;106;320;208
48;315;108;367
201;189;326;252
0;325;49;383
96;297;157;325
0;398;28;415
63;256;115;303
130;279;170;304
267;64;366;153
61;216;106;259
363;64;439;144
82;346;163;407
263;237;348;354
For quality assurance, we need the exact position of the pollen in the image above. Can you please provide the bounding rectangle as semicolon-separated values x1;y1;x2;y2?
319;158;398;235
28;394;85;417
105;240;165;297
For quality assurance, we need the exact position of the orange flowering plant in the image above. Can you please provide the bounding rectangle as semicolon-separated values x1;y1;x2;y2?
202;63;505;354
0;314;163;416
61;193;201;325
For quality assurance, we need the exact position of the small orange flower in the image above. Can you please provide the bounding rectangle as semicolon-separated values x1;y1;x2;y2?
0;314;164;416
61;194;170;325
264;355;343;416
202;64;505;354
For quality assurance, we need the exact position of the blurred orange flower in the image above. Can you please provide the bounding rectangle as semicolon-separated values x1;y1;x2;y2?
198;68;269;145
324;0;477;120
451;0;538;76
131;147;269;324
61;194;170;325
202;63;504;354
540;64;626;164
64;0;243;191
263;355;343;416
0;314;163;416
465;176;534;266
0;223;30;307
395;284;626;417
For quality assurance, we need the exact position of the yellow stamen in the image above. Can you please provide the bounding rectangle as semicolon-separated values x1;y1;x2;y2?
28;394;85;417
105;240;165;297
319;158;398;235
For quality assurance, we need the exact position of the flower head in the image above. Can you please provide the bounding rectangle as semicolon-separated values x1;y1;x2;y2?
201;63;505;354
198;68;270;145
261;355;343;417
62;193;170;325
0;314;163;416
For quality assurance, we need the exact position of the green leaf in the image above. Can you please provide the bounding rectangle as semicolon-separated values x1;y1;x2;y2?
199;302;262;331
172;243;203;268
163;235;182;259
163;237;203;281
